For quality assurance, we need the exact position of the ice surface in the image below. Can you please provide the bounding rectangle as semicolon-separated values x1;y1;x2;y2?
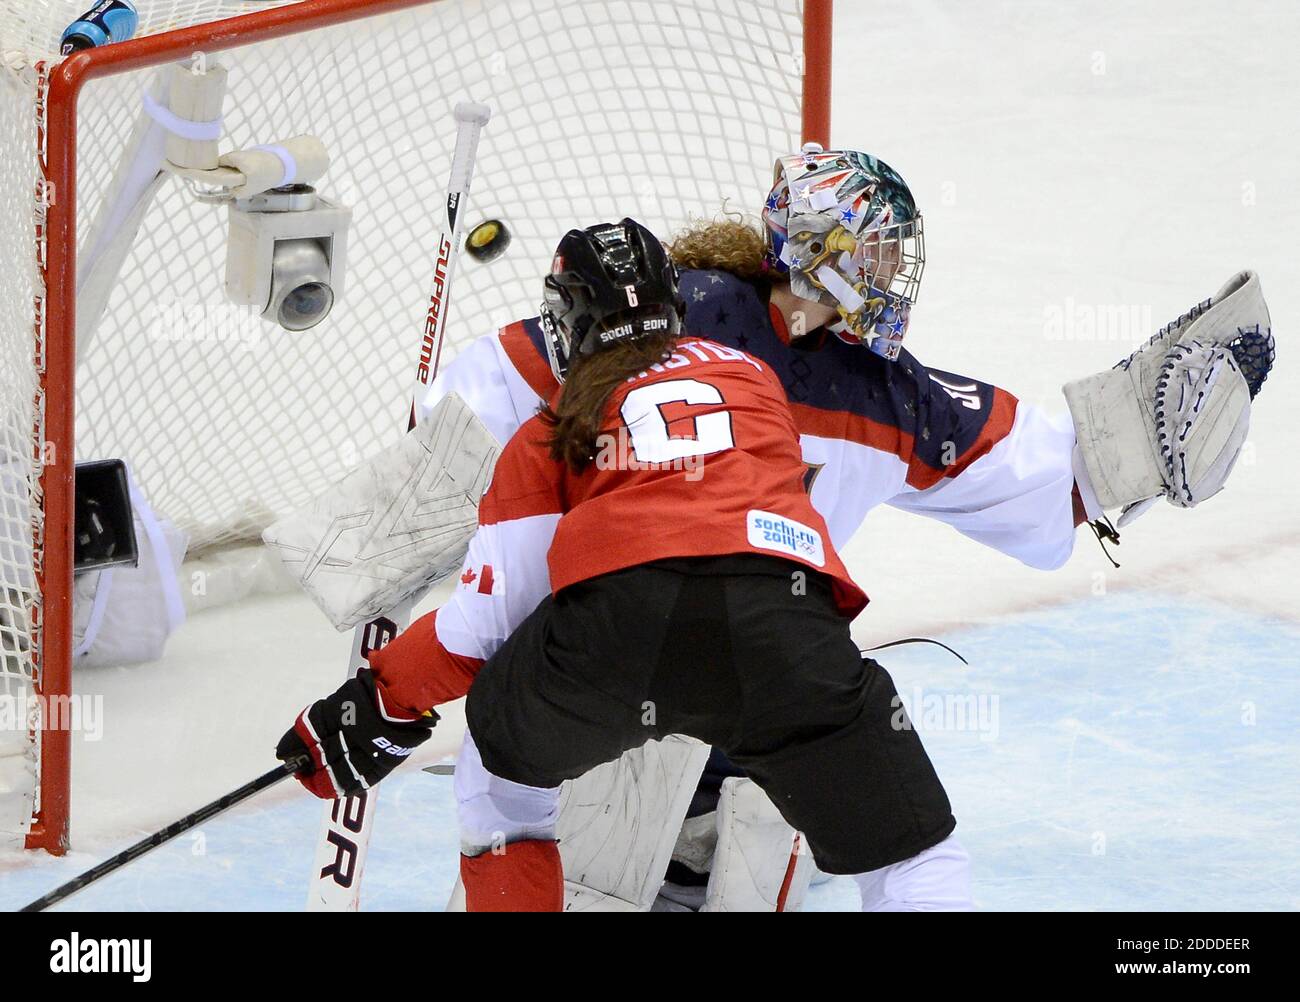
2;0;1298;910
2;592;1295;911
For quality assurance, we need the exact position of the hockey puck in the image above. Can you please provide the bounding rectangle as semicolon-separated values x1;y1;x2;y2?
466;218;511;263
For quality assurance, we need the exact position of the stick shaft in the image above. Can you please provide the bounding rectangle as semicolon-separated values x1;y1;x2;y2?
20;762;297;912
307;101;490;911
411;101;492;424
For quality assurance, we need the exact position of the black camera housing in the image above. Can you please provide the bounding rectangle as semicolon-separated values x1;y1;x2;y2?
74;460;139;574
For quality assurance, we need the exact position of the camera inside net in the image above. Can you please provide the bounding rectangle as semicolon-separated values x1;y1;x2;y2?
225;184;352;332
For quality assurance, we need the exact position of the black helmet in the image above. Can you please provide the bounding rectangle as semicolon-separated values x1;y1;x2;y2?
540;217;684;381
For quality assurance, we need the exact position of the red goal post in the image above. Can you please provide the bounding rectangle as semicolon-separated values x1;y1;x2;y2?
9;0;833;855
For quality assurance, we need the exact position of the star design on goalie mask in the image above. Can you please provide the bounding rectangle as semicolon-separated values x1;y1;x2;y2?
840;206;857;223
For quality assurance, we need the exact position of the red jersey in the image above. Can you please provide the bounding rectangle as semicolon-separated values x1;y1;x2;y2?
488;337;865;609
369;338;865;718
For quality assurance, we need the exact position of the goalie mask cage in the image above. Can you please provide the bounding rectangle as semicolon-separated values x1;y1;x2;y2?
0;0;831;854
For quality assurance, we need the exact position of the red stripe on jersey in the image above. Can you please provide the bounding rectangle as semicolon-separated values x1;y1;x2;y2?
367;609;485;713
789;400;915;464
477;565;495;595
768;302;792;346
905;386;1019;491
499;320;559;401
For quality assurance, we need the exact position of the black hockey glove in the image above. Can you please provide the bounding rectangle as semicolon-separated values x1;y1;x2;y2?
276;668;438;800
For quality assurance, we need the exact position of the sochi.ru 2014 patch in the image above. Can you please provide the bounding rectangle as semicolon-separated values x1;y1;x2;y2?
746;509;825;567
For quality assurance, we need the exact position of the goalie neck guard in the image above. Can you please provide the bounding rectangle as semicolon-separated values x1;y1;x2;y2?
541;217;685;382
762;145;925;361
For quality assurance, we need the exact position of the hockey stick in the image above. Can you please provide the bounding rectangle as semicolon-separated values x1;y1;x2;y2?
306;100;491;912
19;757;308;912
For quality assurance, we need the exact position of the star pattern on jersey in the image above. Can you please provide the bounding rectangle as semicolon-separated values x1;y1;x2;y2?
692;287;707;302
786;355;814;403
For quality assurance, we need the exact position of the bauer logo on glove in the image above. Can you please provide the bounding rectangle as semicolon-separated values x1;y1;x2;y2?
276;668;438;799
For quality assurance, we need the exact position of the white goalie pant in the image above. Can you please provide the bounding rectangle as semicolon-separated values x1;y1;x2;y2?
454;732;560;856
452;732;974;911
853;835;973;912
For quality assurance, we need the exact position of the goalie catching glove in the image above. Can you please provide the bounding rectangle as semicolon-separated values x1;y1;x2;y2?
1064;270;1275;525
277;669;437;799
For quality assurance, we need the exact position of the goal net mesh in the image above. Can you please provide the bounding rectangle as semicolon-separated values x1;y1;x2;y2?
0;0;807;835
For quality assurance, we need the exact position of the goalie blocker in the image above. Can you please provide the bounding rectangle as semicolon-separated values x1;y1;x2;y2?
262;391;500;632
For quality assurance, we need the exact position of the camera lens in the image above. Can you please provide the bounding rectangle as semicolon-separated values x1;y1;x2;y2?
268;238;335;331
278;281;335;332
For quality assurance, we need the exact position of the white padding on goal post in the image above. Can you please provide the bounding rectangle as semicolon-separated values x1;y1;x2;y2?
221;136;330;197
262;392;500;632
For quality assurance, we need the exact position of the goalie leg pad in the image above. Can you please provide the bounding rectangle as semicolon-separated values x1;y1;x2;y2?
555;736;711;912
445;736;709;912
701;776;816;912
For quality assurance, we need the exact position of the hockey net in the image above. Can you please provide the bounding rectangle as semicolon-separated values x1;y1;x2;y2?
0;0;827;850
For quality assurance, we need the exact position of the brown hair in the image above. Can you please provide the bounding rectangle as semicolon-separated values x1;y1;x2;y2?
540;331;677;473
668;215;768;280
541;213;767;473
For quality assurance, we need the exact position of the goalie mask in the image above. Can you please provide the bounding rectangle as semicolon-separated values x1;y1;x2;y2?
541;217;685;382
762;145;925;361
